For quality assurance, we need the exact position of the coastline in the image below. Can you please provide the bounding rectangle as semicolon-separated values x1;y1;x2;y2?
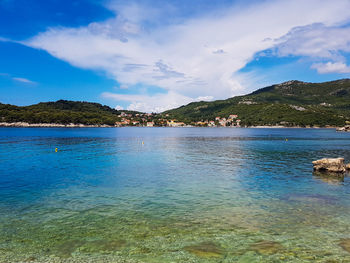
0;122;339;129
248;125;336;129
0;122;113;128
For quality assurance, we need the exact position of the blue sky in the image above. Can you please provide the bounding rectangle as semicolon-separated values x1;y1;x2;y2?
1;0;350;112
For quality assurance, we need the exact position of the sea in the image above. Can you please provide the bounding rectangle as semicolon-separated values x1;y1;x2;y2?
1;127;350;262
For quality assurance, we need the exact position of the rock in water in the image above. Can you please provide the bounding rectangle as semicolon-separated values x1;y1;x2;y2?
312;158;346;173
347;163;350;170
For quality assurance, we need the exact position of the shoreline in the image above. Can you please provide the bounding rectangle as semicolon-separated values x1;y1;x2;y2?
0;122;113;128
0;122;339;129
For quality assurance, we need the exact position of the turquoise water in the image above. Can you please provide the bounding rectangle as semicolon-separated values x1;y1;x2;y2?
1;127;350;262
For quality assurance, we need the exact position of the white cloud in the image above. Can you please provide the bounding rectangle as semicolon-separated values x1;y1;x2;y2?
23;0;350;112
273;23;350;59
115;105;124;110
195;96;214;101
0;73;36;84
0;37;9;42
104;91;214;112
12;77;36;84
102;91;195;112
311;62;350;74
119;84;128;89
271;23;350;74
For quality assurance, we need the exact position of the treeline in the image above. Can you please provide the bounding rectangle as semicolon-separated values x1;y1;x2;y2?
0;100;135;125
166;103;347;127
2;79;350;127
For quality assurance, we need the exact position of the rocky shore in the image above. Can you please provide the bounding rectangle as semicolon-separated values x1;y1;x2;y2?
336;125;350;132
0;122;113;128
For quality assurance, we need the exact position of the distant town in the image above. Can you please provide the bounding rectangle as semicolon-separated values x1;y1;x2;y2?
115;112;241;127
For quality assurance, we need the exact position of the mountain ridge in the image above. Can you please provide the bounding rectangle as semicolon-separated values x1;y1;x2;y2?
163;78;350;127
1;79;350;127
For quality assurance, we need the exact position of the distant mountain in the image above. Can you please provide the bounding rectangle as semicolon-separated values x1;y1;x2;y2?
163;79;350;127
0;100;137;125
2;79;350;127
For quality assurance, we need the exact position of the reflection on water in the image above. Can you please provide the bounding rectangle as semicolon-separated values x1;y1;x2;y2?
1;127;350;262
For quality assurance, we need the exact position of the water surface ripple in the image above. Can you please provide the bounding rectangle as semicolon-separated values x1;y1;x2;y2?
1;127;350;262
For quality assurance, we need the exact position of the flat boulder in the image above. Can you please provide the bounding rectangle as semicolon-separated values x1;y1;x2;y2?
312;158;346;173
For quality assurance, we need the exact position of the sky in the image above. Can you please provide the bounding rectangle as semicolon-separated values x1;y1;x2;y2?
1;0;350;112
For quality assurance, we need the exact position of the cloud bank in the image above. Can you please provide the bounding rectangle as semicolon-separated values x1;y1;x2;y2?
24;0;350;112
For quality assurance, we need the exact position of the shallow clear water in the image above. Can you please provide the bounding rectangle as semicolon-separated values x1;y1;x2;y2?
1;127;350;262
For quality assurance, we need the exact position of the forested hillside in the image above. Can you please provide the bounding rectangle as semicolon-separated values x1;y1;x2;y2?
164;79;350;127
0;100;136;125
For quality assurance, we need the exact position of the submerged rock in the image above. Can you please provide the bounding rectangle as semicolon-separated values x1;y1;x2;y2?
339;238;350;253
313;171;344;185
80;239;126;253
54;240;84;258
184;241;224;258
286;193;338;204
249;240;283;255
312;158;346;173
24;256;36;262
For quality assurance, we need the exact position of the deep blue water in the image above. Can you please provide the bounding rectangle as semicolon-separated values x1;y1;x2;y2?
1;127;350;262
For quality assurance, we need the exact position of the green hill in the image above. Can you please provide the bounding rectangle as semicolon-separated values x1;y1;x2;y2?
163;79;350;127
2;79;350;127
0;100;137;125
